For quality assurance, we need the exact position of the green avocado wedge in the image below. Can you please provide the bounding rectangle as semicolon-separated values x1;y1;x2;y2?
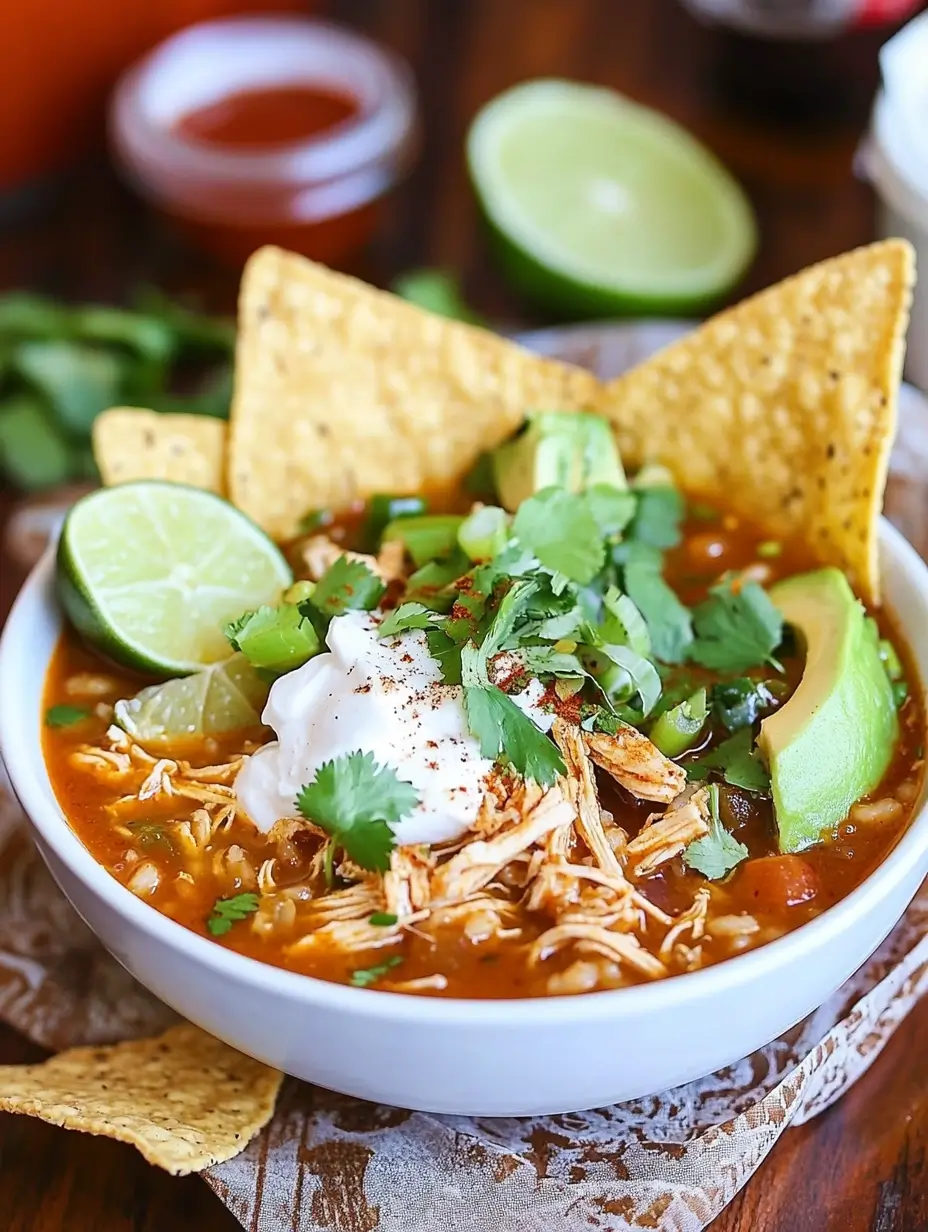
757;568;899;854
492;410;626;512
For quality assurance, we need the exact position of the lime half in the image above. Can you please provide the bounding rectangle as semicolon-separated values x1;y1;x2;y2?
58;482;292;675
115;654;268;744
467;80;757;316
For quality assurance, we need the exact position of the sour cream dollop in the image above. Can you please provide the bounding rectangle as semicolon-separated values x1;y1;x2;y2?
234;610;552;846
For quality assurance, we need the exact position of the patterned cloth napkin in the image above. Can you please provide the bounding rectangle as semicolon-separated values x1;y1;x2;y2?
1;322;926;1231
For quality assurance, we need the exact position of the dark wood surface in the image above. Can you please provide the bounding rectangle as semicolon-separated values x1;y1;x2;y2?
1;1;926;1228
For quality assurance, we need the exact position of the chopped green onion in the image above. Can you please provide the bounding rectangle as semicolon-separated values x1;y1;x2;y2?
45;703;91;728
458;505;509;561
649;688;708;757
297;508;333;535
369;911;399;926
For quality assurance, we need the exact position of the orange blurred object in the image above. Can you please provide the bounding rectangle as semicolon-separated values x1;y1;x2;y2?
0;1;306;200
110;16;418;267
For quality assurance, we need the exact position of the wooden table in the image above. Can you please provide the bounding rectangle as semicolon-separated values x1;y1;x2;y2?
1;1;926;1228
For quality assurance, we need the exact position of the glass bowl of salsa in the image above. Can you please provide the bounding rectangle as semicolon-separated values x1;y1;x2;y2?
109;15;419;267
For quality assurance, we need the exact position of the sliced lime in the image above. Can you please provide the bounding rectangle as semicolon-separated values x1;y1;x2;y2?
467;80;757;316
114;654;268;744
57;481;292;675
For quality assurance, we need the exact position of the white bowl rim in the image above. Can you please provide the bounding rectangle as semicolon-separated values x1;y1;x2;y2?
1;518;926;1028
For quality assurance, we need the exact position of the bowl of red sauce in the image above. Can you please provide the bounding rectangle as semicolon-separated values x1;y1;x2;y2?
110;15;419;266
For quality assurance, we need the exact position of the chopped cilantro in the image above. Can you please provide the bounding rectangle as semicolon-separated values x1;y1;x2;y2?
44;703;91;728
585;485;636;538
378;602;440;637
305;556;385;619
463;683;565;785
622;543;693;664
595;643;662;716
711;677;777;733
350;954;404;987
689;581;783;675
601;585;651;657
207;892;260;937
369;911;399;927
512;487;604;583
295;751;419;873
687;727;770;794
683;784;749;880
225;603;320;674
425;627;464;684
629;485;684;549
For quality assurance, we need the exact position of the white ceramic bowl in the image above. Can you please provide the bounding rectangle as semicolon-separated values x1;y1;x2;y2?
2;524;927;1117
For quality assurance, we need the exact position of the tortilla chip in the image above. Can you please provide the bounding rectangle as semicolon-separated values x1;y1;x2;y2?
602;240;914;604
93;408;227;494
0;1023;281;1175
228;246;600;539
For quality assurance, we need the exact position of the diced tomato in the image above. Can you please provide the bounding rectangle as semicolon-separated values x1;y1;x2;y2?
736;855;819;909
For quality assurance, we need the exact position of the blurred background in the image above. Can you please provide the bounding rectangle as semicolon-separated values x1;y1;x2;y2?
0;0;925;519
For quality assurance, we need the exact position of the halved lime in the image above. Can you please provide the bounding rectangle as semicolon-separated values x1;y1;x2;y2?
467;80;757;317
57;481;292;675
115;654;268;744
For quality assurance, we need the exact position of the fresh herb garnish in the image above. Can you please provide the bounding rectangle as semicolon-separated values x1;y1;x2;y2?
377;602;441;637
350;954;404;987
463;679;566;785
207;892;260;937
296;751;419;873
305;556;385;618
683;783;749;880
369;911;399;926
628;485;685;549
711;678;777;733
225;603;320;675
687;727;770;794
44;703;91;728
586;485;636;538
690;581;783;674
621;543;694;664
512;487;605;583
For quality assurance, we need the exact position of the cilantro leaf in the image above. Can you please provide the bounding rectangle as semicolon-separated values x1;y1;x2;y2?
601;585;651;657
687;727;770;794
586;484;636;538
683;784;749;880
207;892;260;937
463;684;565;785
629;485;684;549
306;556;385;618
127;819;177;854
711;678;778;733
622;543;693;664
595;644;662;716
350;954;404;987
45;703;91;728
425;628;463;684
690;581;783;674
225;603;320;674
512;488;605;583
378;602;440;637
295;751;419;873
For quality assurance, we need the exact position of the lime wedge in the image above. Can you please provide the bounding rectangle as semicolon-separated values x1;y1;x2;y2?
114;654;268;744
57;481;292;675
467;80;757;316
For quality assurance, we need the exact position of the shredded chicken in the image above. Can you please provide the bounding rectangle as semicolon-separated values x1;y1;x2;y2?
659;888;710;962
384;845;434;917
583;727;686;803
376;538;406;582
531;922;668;980
553;720;625;878
430;787;575;905
625;787;712;878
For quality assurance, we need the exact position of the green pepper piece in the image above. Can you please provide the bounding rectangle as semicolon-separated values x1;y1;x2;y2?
382;514;464;567
458;505;509;561
650;687;708;757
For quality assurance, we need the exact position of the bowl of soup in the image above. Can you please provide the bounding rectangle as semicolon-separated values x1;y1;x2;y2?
0;240;924;1115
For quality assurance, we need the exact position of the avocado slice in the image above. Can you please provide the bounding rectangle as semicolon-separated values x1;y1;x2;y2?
757;568;899;854
491;411;626;512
